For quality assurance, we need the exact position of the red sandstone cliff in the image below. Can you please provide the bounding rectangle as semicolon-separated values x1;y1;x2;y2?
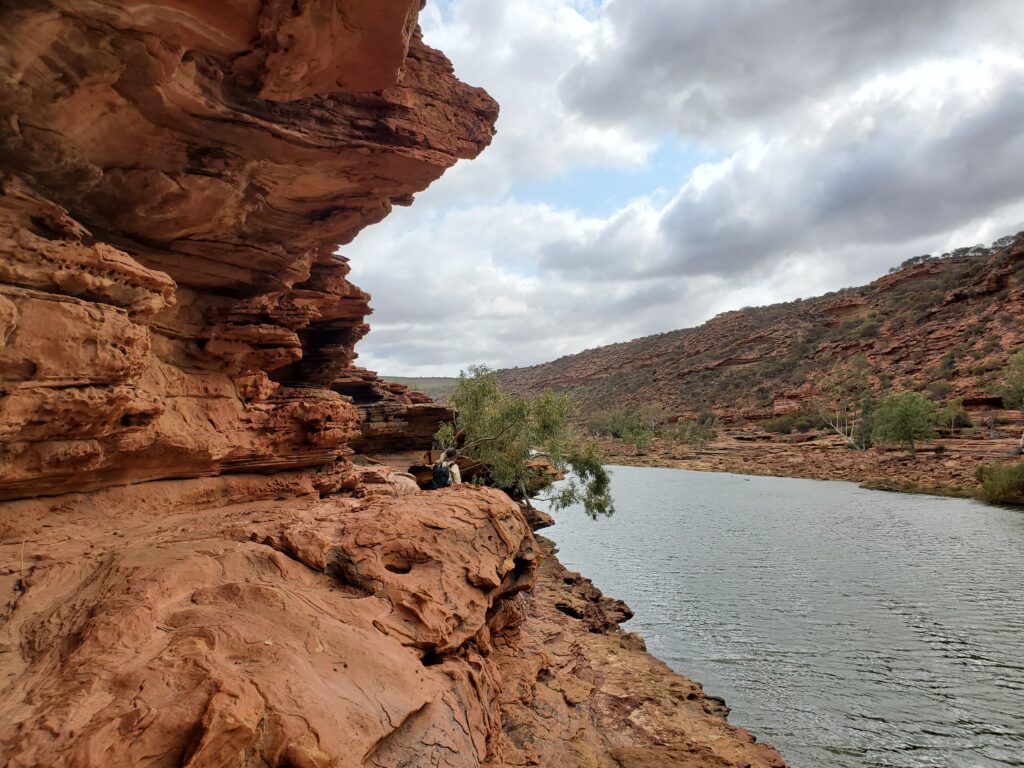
498;242;1024;491
0;3;783;767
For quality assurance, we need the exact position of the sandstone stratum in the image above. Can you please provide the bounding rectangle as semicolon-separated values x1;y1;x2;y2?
499;242;1024;492
0;3;784;766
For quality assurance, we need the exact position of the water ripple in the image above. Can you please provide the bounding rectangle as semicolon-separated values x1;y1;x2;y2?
543;467;1024;768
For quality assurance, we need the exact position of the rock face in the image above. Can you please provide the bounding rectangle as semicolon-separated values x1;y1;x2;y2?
0;2;785;767
1;482;537;768
499;241;1024;490
499;242;1024;422
334;366;454;454
0;0;495;500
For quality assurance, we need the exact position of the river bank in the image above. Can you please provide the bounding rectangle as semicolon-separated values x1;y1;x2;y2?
0;469;786;768
485;536;786;767
545;466;1024;768
597;429;1022;499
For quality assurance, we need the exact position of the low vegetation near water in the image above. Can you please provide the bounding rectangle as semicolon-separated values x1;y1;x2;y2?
586;404;719;451
433;366;614;518
977;462;1024;506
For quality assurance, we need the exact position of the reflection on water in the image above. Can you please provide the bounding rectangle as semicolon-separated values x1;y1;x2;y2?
542;466;1024;768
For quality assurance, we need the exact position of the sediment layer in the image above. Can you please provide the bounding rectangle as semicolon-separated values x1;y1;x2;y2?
0;2;783;766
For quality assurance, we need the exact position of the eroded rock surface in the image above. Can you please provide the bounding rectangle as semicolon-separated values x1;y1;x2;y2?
0;2;785;766
0;0;495;500
0;482;536;767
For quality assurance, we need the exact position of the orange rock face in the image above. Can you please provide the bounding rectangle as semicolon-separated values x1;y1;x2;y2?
0;2;785;766
0;0;496;500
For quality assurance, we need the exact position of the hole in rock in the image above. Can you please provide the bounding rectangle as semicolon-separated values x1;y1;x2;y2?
4;360;38;382
420;651;444;667
554;602;584;620
384;562;412;575
120;412;155;428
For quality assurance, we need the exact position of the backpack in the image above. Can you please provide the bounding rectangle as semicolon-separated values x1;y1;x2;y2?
432;463;452;489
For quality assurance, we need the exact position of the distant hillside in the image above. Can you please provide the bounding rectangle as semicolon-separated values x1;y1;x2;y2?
497;236;1024;423
385;376;458;401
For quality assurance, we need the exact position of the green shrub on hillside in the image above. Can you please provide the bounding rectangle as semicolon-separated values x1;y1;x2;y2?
924;380;953;400
977;462;1024;506
874;391;940;455
666;417;719;450
998;351;1024;410
935;397;972;436
762;412;826;435
587;404;670;449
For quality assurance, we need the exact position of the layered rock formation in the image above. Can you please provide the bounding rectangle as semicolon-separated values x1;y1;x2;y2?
500;241;1024;422
0;2;784;766
334;366;453;454
499;240;1024;490
0;0;497;499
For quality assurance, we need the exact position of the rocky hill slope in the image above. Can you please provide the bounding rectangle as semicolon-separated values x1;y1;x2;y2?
499;240;1024;423
498;240;1024;491
0;3;783;767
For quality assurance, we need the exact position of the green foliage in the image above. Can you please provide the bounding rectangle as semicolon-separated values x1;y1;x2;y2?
924;380;953;400
587;404;718;452
874;391;940;455
998;352;1024;410
761;411;826;435
977;462;1024;506
435;365;614;519
857;321;882;339
936;352;957;380
812;354;875;449
586;404;670;449
665;417;719;450
936;397;972;435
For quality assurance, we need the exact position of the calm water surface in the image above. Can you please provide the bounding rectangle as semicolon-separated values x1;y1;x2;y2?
542;466;1024;768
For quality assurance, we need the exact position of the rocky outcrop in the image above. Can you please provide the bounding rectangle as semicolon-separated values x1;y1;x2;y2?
334;366;454;454
0;477;784;768
499;240;1024;491
499;241;1024;421
0;481;537;767
0;0;496;501
0;2;784;767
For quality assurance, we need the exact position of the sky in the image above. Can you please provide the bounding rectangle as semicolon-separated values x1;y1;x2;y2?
346;0;1024;377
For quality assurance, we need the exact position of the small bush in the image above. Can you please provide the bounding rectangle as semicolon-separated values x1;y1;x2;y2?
762;412;826;435
858;321;882;339
666;418;718;450
587;404;670;448
977;462;1024;506
925;380;953;400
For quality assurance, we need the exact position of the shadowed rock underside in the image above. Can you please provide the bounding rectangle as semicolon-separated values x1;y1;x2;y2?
0;2;785;766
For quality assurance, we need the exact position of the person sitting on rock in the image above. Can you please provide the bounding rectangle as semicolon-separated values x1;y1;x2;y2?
432;448;462;489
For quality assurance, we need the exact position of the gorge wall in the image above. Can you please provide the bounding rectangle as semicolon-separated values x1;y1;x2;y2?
499;242;1024;423
0;3;785;767
499;242;1024;491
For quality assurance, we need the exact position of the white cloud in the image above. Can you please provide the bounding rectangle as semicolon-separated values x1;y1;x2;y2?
346;0;1024;376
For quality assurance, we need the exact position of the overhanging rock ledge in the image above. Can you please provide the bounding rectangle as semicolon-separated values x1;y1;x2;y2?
0;3;785;766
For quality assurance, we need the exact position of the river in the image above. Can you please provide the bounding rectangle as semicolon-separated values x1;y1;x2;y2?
541;466;1024;768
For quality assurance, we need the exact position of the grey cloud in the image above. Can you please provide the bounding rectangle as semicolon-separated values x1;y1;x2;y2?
346;0;1024;376
560;0;1021;139
539;76;1024;282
